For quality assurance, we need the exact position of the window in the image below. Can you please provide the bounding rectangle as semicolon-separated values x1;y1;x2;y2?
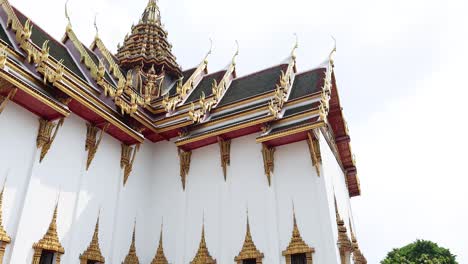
39;251;55;264
243;259;257;264
291;253;307;264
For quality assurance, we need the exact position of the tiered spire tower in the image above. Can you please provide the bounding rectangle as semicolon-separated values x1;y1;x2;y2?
116;0;181;77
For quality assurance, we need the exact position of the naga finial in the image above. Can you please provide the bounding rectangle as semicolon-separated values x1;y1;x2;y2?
291;33;299;59
94;13;99;38
232;40;239;65
330;35;337;65
205;38;213;59
65;0;72;28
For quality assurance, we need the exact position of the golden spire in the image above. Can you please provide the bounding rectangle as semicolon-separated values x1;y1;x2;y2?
235;209;264;262
151;222;168;264
33;202;65;254
282;207;314;256
123;221;140;264
142;0;161;25
190;219;216;264
0;181;11;244
80;213;105;263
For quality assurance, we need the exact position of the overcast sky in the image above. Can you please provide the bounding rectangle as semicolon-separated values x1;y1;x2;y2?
10;0;468;262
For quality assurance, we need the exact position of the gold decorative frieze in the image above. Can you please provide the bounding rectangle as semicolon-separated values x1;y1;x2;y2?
218;137;231;181
307;132;322;177
261;144;275;186
334;196;351;264
190;223;216;264
32;202;65;264
178;149;192;190
235;212;264;264
121;144;140;185
123;223;140;264
0;88;16;115
0;45;8;69
0;183;11;264
85;123;109;170
36;118;65;162
349;221;367;264
282;209;314;264
151;226;168;264
79;215;105;264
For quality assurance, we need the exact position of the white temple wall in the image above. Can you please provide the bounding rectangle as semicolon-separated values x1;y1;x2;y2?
0;103;357;264
9;113;86;263
0;103;38;263
320;131;354;264
110;141;153;263
148;140;185;264
274;138;339;264
228;134;280;264
66;133;122;263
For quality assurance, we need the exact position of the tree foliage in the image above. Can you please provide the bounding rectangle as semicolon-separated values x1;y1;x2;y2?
381;240;457;264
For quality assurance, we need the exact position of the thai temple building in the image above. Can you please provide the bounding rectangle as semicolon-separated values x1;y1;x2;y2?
0;0;366;263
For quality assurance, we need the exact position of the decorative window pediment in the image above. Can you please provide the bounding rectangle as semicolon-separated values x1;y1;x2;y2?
0;185;11;263
79;215;105;264
122;223;140;264
32;203;65;264
334;196;352;264
190;223;216;264
282;211;314;264
234;214;264;264
151;227;168;264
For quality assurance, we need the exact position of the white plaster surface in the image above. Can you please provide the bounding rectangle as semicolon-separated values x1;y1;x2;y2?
0;103;359;264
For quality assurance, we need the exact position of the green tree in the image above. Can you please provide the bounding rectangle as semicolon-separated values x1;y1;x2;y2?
381;240;457;264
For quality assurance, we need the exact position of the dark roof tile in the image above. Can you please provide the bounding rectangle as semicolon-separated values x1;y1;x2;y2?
185;70;225;103
218;64;287;106
289;68;325;100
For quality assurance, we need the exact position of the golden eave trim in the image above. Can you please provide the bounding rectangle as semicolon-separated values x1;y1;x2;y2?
0;63;70;117
176;115;275;147
256;121;325;143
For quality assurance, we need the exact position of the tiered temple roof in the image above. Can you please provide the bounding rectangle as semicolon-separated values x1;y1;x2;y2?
0;0;360;196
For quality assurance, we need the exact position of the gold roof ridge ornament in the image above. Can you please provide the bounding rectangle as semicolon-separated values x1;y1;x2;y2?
282;205;314;264
190;216;216;264
151;221;168;264
235;209;264;263
80;211;105;264
162;39;212;113
32;200;65;264
268;34;297;119
0;179;11;262
123;220;140;264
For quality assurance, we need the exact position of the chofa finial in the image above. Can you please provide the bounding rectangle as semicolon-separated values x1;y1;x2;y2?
291;33;299;59
94;13;99;38
232;40;240;65
65;0;72;27
330;35;337;64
